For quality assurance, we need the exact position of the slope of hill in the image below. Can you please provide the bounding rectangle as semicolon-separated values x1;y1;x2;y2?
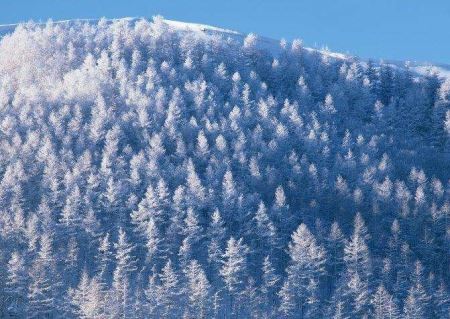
0;16;448;318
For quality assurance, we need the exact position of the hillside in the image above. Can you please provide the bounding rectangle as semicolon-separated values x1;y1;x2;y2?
0;16;449;318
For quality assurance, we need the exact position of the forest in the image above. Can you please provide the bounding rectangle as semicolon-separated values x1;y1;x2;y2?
0;16;449;318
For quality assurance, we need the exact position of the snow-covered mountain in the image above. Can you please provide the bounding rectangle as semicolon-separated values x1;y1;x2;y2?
0;16;448;318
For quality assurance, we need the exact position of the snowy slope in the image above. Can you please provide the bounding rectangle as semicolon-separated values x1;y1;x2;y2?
0;15;449;319
0;17;448;79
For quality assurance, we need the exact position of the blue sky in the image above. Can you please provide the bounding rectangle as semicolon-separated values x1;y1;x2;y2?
1;0;449;64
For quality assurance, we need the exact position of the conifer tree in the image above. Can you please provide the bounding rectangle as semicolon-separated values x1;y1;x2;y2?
280;223;326;318
220;237;249;316
28;235;59;318
184;259;211;318
158;259;182;318
5;251;28;318
371;284;400;319
112;228;137;318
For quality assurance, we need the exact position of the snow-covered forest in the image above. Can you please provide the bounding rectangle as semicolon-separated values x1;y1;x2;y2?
0;16;449;318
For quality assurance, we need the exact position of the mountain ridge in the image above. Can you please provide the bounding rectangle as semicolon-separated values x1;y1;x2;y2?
1;17;449;79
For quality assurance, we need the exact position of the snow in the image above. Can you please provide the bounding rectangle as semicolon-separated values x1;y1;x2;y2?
164;19;239;35
0;16;449;79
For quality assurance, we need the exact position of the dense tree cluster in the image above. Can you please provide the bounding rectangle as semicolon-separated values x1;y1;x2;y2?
0;17;449;318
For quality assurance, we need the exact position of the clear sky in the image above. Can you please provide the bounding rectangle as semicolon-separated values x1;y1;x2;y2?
1;0;449;64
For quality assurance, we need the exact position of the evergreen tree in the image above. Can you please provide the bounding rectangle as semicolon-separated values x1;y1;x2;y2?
220;237;249;316
340;213;372;317
280;223;326;318
28;235;59;318
261;255;280;316
5;251;28;317
371;284;400;319
402;261;430;319
184;259;211;318
158;259;182;318
112;228;137;318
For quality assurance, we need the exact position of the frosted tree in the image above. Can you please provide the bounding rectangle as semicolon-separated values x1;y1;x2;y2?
179;207;203;265
433;281;450;318
207;209;227;279
164;88;184;136
371;284;400;319
272;185;292;236
64;236;80;286
184;259;211;318
254;201;277;248
344;213;371;278
28;235;59;318
112;228;138;318
325;221;346;287
144;270;159;317
280;223;326;318
69;270;107;318
222;169;238;215
157;259;182;318
5;251;28;317
185;158;206;206
402;261;430;319
261;255;280;316
60;185;82;234
220;237;249;316
339;213;372;317
96;233;113;280
196;130;210;157
144;217;162;265
131;184;162;236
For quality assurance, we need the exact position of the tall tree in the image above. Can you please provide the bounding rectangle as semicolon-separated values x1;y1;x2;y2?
28;235;59;318
112;228;137;318
220;237;249;316
5;251;28;318
184;259;211;318
279;223;326;318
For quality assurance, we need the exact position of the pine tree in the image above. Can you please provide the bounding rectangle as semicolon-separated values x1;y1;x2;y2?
28;234;58;318
402;261;430;319
131;184;162;236
5;251;28;317
280;223;326;318
220;237;249;316
184;259;211;318
254;201;277;247
60;185;82;234
261;255;280;316
144;217;162;265
144;269;160;317
112;228;138;318
64;236;80;286
179;207;203;265
69;269;106;319
433;281;450;319
96;232;113;280
68;270;89;318
207;209;227;278
371;284;400;319
158;259;182;318
325;221;346;289
186;158;206;206
340;213;372;317
344;213;371;279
